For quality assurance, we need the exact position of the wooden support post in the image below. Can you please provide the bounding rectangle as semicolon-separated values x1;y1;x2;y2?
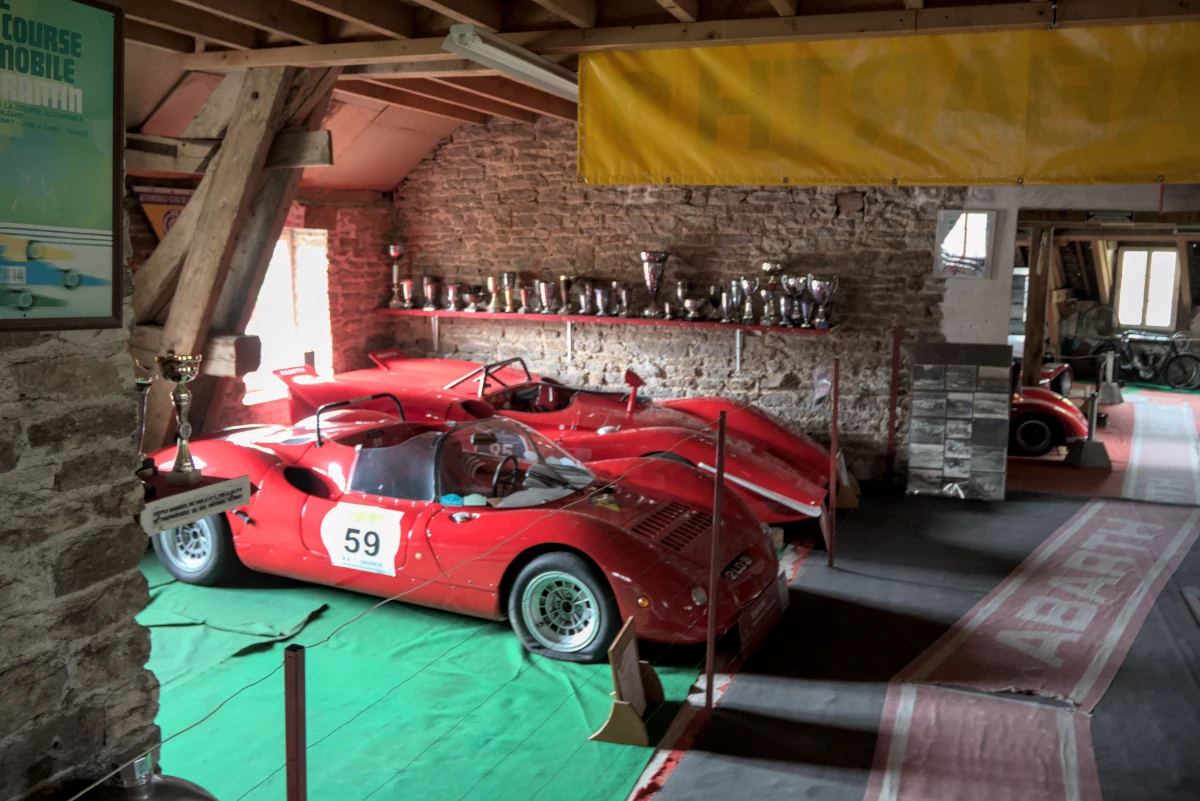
1074;240;1093;298
143;67;296;451
1048;247;1064;358
284;644;308;801
1095;240;1113;306
885;326;902;483
705;412;726;712
1178;242;1193;324
1023;227;1052;386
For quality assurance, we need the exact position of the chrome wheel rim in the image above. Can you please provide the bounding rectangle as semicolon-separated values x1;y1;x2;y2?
160;519;215;573
1016;419;1053;453
521;572;600;653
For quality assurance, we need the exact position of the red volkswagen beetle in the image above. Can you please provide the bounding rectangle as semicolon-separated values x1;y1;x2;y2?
149;400;779;662
273;352;832;524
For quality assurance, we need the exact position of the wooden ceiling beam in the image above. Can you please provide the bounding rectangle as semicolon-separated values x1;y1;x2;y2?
166;0;329;44
531;0;597;28
124;0;260;50
766;0;798;18
434;76;576;121
179;1;1200;69
343;61;507;79
380;79;536;122
338;79;488;124
125;19;195;53
652;0;699;24
409;0;504;32
287;0;414;39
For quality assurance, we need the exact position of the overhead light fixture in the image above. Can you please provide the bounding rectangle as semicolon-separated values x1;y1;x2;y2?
442;24;578;102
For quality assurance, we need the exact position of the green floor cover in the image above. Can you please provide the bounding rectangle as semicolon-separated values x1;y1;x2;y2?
139;554;700;801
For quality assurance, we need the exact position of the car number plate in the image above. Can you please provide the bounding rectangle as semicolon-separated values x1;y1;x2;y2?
723;554;754;582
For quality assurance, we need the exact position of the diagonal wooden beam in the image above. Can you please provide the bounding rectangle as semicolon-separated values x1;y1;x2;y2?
343;61;506;80
530;0;596;28
132;172;214;323
183;72;246;138
167;0;329;44
125;19;194;52
143;67;296;449
338;79;487;124
124;0;260;50
408;0;503;31
652;0;699;24
434;77;576;121
381;79;535;122
766;0;798;17
288;0;414;39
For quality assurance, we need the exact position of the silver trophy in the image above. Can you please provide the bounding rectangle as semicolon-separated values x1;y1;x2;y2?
777;293;794;327
558;275;574;314
738;277;759;324
726;280;744;324
683;298;707;321
662;301;676;321
578;279;596;315
639;251;668;318
761;261;784;289
463;286;484;313
387;244;405;309
719;290;734;324
782;275;808;326
537;280;556;313
615;282;634;317
422;276;439;311
807;274;840;329
517;286;536;314
594;286;613;316
445;282;462;311
485;276;502;312
675;279;690;311
758;287;779;326
399;278;416;310
157;352;204;485
502;271;517;313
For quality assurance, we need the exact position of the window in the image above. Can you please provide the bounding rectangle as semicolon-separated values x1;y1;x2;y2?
1115;247;1179;330
243;228;333;404
935;209;996;279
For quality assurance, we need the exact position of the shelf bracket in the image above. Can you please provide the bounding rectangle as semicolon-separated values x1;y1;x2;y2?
566;320;574;362
734;328;744;374
431;316;440;353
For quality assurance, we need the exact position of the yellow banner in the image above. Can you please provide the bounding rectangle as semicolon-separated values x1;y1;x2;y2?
578;23;1200;186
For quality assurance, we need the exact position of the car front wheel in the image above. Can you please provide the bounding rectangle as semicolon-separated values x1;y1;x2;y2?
1010;414;1061;457
508;552;620;663
152;513;242;586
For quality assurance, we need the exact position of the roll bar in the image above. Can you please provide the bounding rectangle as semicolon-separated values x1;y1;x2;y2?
315;393;406;447
443;357;534;397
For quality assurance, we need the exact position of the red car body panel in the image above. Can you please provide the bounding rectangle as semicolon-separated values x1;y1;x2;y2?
274;355;831;524
1011;386;1090;441
150;412;778;644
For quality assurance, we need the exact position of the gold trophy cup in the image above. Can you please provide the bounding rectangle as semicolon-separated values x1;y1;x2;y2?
157;352;204;485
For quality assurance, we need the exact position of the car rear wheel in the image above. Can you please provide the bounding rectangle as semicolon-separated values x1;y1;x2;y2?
508;552;620;663
152;513;242;586
1010;414;1061;457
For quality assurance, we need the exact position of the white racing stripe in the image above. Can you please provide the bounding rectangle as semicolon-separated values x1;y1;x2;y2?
877;684;917;801
1057;712;1081;801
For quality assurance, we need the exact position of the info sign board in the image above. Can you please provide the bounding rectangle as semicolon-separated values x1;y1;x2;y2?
0;0;122;330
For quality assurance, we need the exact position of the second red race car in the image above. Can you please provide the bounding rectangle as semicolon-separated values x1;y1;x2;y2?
273;352;833;525
149;400;780;662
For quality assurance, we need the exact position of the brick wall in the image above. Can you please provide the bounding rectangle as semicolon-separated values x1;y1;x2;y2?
0;204;158;799
367;118;962;478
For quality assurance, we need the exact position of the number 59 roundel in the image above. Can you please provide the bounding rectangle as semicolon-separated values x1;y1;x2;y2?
319;503;404;577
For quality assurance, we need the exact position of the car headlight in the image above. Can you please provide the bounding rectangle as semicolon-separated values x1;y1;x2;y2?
1061;374;1072;395
691;587;708;606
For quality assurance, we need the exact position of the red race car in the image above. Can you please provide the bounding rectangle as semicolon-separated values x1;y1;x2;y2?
273;352;832;525
1009;365;1090;457
149;400;780;662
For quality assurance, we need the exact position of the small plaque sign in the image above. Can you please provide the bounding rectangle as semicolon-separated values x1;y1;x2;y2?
140;475;252;535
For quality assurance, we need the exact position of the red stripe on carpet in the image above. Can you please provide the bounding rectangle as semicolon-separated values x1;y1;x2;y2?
864;684;1101;801
897;500;1200;710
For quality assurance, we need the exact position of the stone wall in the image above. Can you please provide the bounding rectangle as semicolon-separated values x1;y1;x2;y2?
374;118;963;478
0;206;158;798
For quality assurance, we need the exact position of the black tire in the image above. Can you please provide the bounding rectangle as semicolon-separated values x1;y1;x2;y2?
507;552;620;664
644;451;693;466
151;513;242;586
1010;413;1062;458
1163;353;1200;390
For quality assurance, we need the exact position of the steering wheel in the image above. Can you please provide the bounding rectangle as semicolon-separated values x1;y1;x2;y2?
491;454;520;497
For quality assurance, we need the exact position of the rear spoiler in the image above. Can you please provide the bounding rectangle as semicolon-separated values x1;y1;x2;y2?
368;349;409;371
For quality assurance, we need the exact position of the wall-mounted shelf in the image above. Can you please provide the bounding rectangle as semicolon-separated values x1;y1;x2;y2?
375;307;833;372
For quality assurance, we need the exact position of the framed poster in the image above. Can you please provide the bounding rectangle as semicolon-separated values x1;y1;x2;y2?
0;0;123;330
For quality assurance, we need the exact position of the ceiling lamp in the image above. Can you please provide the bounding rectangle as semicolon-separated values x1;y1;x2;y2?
441;24;578;103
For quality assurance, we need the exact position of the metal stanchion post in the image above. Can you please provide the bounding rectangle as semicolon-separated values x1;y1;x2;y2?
827;358;839;568
1064;389;1112;469
285;644;308;801
1099;350;1123;404
705;412;726;712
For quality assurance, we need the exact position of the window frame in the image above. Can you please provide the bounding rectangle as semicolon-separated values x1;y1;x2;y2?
1114;245;1181;332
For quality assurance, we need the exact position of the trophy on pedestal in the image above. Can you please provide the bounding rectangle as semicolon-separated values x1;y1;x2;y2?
782;275;808;326
463;286;484;312
807;274;840;329
760;261;784;290
501;271;518;313
639;251;668;318
738;277;759;324
399;279;416;310
777;294;794;327
538;280;556;314
558;275;575;314
445;282;463;311
517;286;536;314
719;290;735;324
485;276;503;312
422;277;440;311
157;352;204;485
387;244;405;309
758;287;779;326
133;361;157;479
615;282;634;318
594;285;613;316
578;279;596;315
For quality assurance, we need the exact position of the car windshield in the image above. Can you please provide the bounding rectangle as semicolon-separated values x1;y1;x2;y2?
436;418;594;508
